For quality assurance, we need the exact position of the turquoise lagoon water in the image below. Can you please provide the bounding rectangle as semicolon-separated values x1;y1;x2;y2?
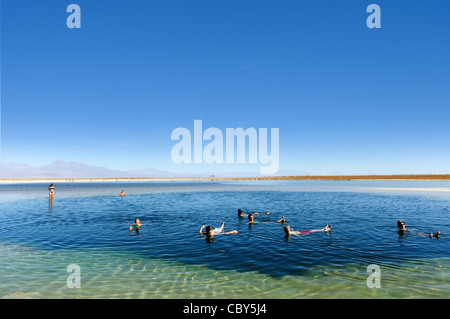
0;180;449;299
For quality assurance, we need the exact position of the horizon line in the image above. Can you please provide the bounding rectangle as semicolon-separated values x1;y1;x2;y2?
1;174;450;182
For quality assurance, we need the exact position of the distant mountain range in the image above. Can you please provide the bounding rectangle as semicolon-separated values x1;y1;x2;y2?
0;160;189;178
0;160;308;179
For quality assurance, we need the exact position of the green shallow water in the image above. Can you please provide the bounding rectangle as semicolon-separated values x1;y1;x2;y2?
1;243;449;299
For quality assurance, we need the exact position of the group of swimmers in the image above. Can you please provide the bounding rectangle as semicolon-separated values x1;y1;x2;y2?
236;208;332;236
128;207;333;240
47;184;441;240
129;211;441;241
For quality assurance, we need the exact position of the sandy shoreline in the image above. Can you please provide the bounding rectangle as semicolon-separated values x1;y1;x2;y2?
1;174;450;183
353;187;450;193
1;175;450;193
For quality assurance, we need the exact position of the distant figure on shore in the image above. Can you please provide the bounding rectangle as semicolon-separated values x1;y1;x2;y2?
129;218;141;233
283;224;331;237
48;183;55;200
120;190;126;196
238;209;270;218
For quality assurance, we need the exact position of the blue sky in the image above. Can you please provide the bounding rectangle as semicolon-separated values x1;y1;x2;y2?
1;0;449;175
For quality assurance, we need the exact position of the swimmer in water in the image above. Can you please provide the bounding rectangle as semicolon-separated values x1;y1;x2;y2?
247;213;285;225
238;209;270;218
283;224;332;236
397;220;440;238
199;222;238;238
129;218;141;233
397;220;407;233
120;190;126;196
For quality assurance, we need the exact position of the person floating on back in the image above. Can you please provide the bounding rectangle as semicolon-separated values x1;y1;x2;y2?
199;222;238;239
238;209;270;218
397;220;440;238
283;224;331;237
248;213;285;225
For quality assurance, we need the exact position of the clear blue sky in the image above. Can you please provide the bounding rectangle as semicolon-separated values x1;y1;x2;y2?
1;0;449;175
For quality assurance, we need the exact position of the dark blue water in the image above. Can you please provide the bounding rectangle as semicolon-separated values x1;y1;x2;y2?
0;181;449;279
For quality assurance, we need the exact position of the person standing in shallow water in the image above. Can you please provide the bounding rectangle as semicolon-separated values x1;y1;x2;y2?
48;183;55;201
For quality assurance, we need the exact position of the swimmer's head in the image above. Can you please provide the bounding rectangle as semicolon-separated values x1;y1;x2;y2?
205;226;214;236
397;220;405;229
238;209;243;217
135;218;140;224
283;225;290;234
248;213;253;221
